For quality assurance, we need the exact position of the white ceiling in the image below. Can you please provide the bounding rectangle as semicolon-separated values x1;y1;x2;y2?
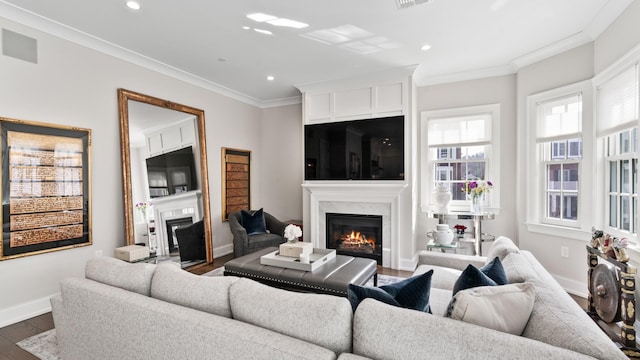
0;0;633;107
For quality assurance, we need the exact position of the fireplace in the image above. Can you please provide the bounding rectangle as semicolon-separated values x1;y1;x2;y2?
165;217;193;255
326;213;382;264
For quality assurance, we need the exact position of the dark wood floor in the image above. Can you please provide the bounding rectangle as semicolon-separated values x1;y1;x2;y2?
0;254;612;360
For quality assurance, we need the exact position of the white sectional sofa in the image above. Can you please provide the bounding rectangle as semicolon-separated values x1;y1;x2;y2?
51;237;625;359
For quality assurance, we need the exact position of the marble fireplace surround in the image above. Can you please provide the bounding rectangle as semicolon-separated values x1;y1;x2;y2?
302;183;407;269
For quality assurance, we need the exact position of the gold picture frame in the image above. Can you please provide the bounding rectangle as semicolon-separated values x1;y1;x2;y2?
0;117;92;260
221;147;251;221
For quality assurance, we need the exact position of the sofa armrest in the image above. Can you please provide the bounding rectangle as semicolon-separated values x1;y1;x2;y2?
264;212;287;237
417;250;487;271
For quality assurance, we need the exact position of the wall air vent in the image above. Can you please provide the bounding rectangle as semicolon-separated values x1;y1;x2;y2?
396;0;433;9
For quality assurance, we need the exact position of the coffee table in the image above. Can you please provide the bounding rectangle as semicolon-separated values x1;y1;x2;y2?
224;247;378;297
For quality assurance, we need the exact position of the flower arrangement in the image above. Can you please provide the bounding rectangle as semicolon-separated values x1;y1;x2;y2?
135;202;148;219
461;180;494;199
591;227;629;262
284;224;302;243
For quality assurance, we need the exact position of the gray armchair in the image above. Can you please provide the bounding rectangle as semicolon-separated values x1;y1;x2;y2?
229;210;287;258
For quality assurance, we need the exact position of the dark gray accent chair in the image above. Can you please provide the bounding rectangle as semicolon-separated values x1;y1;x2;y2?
229;210;287;258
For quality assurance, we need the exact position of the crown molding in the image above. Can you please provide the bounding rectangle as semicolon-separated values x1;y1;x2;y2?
0;1;300;109
583;0;633;39
414;64;516;87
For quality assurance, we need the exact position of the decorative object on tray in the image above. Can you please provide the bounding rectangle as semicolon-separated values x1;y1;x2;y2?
454;224;466;235
432;183;452;213
427;224;454;245
279;241;313;258
590;227;629;263
284;224;302;243
461;180;493;213
260;248;336;271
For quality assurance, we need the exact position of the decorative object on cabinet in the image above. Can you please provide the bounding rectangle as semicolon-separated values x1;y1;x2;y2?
586;242;639;358
221;147;251;221
0;117;92;260
432;183;452;213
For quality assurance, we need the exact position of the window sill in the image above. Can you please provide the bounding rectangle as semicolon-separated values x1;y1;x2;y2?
525;222;590;241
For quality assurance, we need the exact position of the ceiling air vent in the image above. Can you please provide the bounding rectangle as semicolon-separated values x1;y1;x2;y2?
396;0;433;9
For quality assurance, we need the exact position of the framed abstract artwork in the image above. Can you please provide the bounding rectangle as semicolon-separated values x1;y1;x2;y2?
0;117;92;260
221;147;251;221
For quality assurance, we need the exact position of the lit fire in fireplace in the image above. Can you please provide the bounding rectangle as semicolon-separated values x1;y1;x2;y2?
337;230;376;254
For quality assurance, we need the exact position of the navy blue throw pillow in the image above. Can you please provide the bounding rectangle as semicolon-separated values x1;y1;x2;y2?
347;270;433;313
452;257;507;296
240;208;267;235
482;256;508;285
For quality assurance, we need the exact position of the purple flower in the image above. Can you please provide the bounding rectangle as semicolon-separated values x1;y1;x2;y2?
487;181;493;186
469;181;477;189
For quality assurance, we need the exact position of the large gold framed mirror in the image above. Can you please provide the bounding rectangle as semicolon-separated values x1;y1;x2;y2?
117;89;212;267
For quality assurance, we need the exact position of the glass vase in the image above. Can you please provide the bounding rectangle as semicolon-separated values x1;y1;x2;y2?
470;196;482;213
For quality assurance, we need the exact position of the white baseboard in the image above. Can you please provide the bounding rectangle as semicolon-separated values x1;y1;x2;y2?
398;253;419;272
553;274;588;298
214;244;233;258
0;294;55;328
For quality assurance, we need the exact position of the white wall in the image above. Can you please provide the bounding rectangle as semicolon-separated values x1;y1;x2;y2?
416;75;518;251
515;43;595;296
260;104;303;222
0;16;265;326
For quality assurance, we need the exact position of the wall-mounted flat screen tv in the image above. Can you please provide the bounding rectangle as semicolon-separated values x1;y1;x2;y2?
304;116;404;180
146;146;198;198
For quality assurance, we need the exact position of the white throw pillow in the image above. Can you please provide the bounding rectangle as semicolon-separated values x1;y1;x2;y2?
446;282;535;335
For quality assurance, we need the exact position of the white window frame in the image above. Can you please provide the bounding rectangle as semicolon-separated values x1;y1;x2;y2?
420;104;501;213
603;131;638;238
592;47;640;258
525;80;593;240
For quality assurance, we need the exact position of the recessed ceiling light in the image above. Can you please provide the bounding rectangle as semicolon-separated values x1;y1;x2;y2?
267;75;275;81
247;13;277;22
125;1;141;10
421;44;432;51
242;26;250;30
254;28;273;35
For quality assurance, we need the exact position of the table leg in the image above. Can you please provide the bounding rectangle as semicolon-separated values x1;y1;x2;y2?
374;273;378;287
473;216;482;256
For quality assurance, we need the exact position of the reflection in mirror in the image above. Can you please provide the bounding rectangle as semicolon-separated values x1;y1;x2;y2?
118;89;212;269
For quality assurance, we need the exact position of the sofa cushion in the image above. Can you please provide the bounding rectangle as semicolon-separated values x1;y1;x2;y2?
485;236;520;261
229;277;353;355
446;282;535;335
502;252;539;283
241;208;267;235
519;251;628;359
413;264;461;290
150;263;238;318
85;256;156;296
348;270;433;313
452;258;506;295
429;287;454;316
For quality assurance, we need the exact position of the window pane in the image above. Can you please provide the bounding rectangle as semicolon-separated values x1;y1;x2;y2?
435;162;451;181
548;164;562;190
465;162;485;180
548;193;561;219
621;196;630;231
567;138;582;158
634;159;638;194
462;146;485;159
634;128;638;153
634;197;637;233
621;131;631;154
563;163;578;191
610;161;618;192
564;195;578;220
609;195;618;227
621;160;630;193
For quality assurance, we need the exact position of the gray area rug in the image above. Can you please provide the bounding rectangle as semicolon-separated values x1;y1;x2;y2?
17;329;59;360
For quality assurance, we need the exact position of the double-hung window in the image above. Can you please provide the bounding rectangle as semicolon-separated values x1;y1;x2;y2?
526;80;592;238
538;94;582;224
596;64;639;238
420;104;500;212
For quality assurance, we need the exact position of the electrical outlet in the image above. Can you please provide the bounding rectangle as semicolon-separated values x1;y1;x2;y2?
560;246;569;258
95;250;103;257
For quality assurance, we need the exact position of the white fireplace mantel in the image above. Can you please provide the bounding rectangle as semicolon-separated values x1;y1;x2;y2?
302;182;408;269
150;190;202;256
